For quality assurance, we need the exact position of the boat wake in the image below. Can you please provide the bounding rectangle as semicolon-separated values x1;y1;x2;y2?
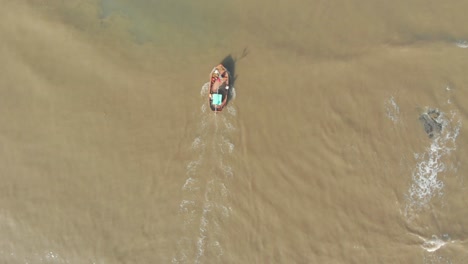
173;83;237;264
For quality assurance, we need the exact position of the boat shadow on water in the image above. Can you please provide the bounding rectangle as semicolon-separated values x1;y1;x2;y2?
219;48;248;105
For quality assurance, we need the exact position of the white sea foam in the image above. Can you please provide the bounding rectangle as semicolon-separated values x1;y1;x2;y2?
385;96;400;123
44;251;60;261
183;177;199;192
407;141;445;205
186;160;201;175
179;200;196;213
219;183;228;198
219;205;232;217
422;235;449;252
194;179;231;263
423;254;452;264
405;110;461;215
211;240;224;258
200;82;210;96
195;200;211;264
230;87;236;100
227;105;236;116
220;137;234;154
411;233;453;254
191;137;204;150
455;40;468;48
220;162;234;178
224;119;235;131
201;103;207;113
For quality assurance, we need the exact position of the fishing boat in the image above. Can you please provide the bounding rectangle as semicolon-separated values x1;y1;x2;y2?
208;64;230;112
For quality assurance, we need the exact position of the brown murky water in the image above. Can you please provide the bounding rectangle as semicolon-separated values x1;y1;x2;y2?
1;1;468;263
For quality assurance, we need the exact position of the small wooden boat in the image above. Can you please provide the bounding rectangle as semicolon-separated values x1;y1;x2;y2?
208;64;230;112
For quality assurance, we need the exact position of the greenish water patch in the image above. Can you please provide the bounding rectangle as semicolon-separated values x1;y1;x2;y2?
98;0;207;44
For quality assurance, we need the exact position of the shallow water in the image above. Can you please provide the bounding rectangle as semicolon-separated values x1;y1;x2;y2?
1;0;468;263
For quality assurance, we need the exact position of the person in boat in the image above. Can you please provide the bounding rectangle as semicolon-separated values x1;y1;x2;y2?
211;69;229;92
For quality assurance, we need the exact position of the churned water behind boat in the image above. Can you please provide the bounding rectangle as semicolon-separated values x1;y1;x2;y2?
1;0;468;263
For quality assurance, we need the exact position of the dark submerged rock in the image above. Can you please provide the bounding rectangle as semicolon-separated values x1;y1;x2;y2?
419;109;443;138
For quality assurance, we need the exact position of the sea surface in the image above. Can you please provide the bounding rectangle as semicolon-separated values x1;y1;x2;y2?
1;0;468;263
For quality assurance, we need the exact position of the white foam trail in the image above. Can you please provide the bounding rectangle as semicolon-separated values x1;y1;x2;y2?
211;240;224;258
224;118;235;131
179;200;196;212
230;87;236;100
186;159;202;175
195;204;210;263
220;137;234;154
200;82;210;96
191;137;204;150
218;183;229;198
174;82;237;263
182;177;198;191
227;105;237;116
201;103;207;113
195;181;232;262
172;238;191;264
405;110;461;215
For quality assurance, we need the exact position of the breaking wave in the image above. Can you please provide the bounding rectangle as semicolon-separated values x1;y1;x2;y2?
455;40;468;48
422;235;451;253
404;109;462;216
411;233;454;253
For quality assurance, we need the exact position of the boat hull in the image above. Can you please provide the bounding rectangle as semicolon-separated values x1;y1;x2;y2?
208;64;230;112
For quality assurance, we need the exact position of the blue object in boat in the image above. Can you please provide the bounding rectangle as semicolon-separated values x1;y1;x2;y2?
212;94;222;105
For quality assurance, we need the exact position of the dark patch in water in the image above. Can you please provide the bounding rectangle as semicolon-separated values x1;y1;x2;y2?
419;109;443;138
220;48;249;104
